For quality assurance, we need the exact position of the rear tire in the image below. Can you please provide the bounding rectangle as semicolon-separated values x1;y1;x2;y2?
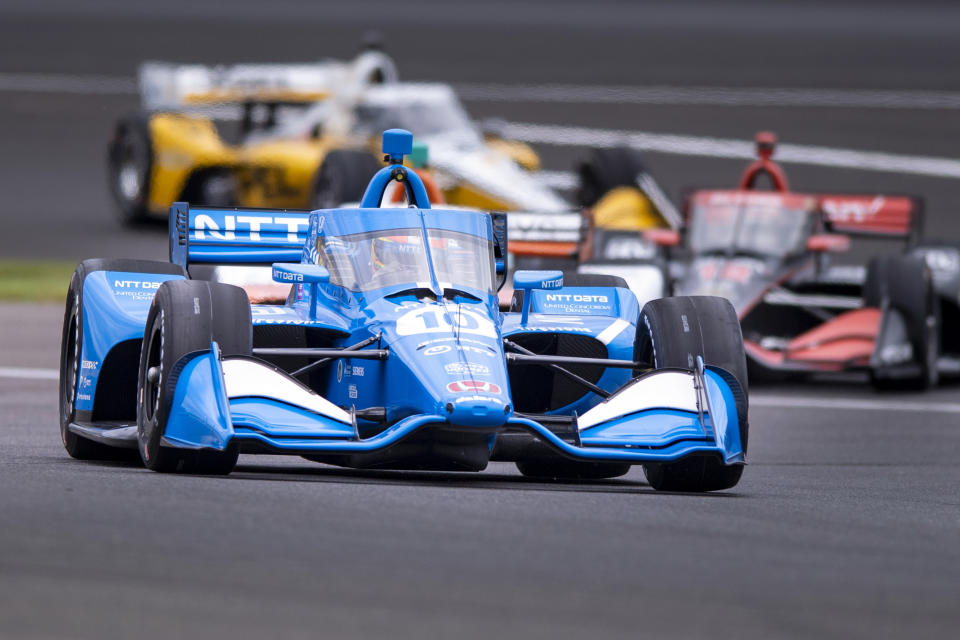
634;296;748;492
576;147;648;208
59;259;185;461
864;254;939;390
136;280;251;474
311;150;382;209
107;113;154;225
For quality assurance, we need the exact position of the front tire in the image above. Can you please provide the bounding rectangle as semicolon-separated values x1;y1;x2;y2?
137;280;251;474
311;150;383;209
634;296;748;492
59;259;185;460
864;254;939;390
576;147;648;208
107;113;154;225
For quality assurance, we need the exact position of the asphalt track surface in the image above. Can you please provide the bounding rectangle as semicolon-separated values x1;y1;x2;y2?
2;2;960;638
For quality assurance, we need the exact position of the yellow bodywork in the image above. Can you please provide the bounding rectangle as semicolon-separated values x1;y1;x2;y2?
590;186;669;230
144;113;548;216
483;137;541;172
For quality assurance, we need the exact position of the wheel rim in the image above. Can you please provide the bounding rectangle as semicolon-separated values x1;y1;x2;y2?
118;163;142;201
143;311;163;425
114;128;146;203
139;311;164;464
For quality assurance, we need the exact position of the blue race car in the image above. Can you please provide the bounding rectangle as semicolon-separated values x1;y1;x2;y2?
59;129;748;491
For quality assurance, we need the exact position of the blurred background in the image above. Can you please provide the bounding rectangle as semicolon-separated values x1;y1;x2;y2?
2;2;960;638
3;0;960;259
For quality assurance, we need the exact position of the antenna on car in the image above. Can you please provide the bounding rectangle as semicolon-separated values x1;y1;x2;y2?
359;129;432;209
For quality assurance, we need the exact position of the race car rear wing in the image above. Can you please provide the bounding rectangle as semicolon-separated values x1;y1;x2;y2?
169;203;511;272
506;210;584;258
684;190;924;242
140;51;398;111
818;194;923;240
169;203;312;269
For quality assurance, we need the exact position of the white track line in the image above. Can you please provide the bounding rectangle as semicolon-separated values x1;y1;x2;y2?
751;394;960;414
1;365;958;414
501;121;960;180
3;71;960;110
0;366;59;381
456;83;960;110
3;71;960;178
0;72;135;94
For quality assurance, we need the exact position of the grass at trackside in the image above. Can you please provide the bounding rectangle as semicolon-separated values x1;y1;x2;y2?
0;260;75;302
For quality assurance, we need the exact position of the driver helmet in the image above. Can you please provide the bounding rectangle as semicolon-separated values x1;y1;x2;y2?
371;234;424;277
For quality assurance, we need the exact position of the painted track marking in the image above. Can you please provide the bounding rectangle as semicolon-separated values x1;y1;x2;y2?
4;71;960;110
751;394;960;414
0;366;59;380
3;71;960;179
503;121;960;180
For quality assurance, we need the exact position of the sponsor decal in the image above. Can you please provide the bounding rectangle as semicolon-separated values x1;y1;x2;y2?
544;294;608;303
396;306;496;338
272;268;303;283
81;360;99;371
336;360;343;382
113;280;162;289
77;393;91;402
880;343;913;364
447;380;501;394
348;384;358;399
920;248;960;273
351;366;365;377
192;214;309;242
424;345;452;356
444;362;490;376
822;196;884;224
515;326;592;333
454;394;504;405
111;279;165;301
602;237;656;261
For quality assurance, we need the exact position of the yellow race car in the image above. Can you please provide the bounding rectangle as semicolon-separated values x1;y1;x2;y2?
107;50;576;223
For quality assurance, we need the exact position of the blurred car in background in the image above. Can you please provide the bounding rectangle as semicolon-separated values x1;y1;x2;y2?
107;48;676;234
576;132;960;389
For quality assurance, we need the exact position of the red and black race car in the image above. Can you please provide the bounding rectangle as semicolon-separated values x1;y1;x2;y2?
577;133;960;389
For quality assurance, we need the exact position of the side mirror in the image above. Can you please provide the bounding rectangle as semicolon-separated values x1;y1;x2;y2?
272;263;330;285
642;228;682;247
806;234;850;253
512;270;563;324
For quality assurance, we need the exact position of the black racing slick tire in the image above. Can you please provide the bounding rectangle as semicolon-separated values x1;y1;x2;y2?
137;280;251;474
576;147;648;208
310;150;383;209
59;259;185;461
634;296;748;492
107;113;154;225
864;254;939;390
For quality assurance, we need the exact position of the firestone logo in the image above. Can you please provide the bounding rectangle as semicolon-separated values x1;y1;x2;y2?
447;380;501;394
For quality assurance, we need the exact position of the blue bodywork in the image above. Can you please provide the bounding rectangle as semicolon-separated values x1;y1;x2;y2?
72;130;745;472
